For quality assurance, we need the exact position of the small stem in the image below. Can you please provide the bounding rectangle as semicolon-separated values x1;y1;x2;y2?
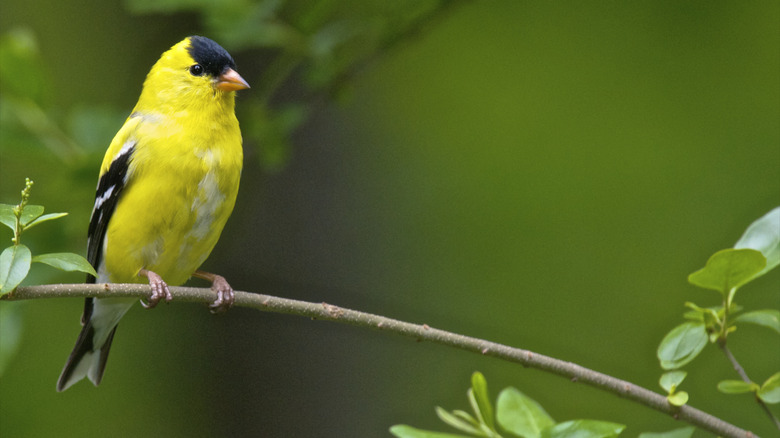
2;283;757;438
13;216;21;245
718;341;780;431
11;179;35;246
718;341;750;383
719;294;733;344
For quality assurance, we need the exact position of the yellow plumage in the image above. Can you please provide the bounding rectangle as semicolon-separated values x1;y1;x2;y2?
57;36;248;391
99;63;243;283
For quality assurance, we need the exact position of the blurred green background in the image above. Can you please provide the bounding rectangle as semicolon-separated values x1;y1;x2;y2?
1;1;778;437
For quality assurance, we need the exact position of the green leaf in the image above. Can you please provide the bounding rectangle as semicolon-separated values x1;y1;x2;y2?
683;302;719;324
688;248;766;295
24;212;67;230
638;427;695;438
245;102;307;173
452;410;480;426
310;20;364;59
496;387;555;438
659;371;687;393
19;204;44;226
734;310;780;335
0;204;15;231
389;424;472;438
734;207;780;278
758;372;780;404
681;311;702;322
716;380;758;394
435;407;482;436
470;372;495;431
657;322;708;370
0;244;32;293
541;420;625;438
666;391;688;407
31;252;96;276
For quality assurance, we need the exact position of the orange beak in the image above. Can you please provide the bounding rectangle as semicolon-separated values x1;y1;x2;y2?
216;68;250;92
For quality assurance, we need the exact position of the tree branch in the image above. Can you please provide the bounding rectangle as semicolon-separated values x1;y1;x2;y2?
2;284;757;438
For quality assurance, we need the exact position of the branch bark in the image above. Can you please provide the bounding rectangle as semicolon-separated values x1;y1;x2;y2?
2;284;757;438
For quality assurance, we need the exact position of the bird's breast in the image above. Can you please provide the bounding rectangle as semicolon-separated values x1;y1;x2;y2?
102;113;242;285
188;148;227;240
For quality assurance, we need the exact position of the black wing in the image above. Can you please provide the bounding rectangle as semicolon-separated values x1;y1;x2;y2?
82;141;135;321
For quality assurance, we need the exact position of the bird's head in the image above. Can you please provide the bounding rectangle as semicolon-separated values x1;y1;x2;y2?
137;36;249;113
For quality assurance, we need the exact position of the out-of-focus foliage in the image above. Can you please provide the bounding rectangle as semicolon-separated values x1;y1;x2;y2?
0;29;87;163
124;0;467;172
0;0;778;436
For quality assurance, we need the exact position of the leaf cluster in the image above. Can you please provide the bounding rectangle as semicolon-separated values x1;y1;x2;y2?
656;208;780;414
390;371;629;438
0;179;95;294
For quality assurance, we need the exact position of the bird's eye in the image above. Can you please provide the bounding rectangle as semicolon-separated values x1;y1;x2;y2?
189;64;204;76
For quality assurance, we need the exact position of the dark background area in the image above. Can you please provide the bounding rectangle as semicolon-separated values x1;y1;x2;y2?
1;1;778;436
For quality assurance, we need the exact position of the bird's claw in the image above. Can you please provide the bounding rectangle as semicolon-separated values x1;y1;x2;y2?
139;269;172;308
208;274;234;314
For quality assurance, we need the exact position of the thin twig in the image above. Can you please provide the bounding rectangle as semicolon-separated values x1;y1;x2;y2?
719;340;780;431
2;284;757;438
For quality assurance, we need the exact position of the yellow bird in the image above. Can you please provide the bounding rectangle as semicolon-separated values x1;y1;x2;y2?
57;36;249;391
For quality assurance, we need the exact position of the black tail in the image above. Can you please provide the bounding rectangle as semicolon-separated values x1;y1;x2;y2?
56;322;118;392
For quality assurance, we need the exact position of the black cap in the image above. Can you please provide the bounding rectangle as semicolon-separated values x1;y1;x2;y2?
186;36;237;77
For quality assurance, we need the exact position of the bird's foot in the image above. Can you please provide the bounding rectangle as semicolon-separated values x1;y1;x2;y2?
209;275;234;314
138;269;173;308
193;270;234;314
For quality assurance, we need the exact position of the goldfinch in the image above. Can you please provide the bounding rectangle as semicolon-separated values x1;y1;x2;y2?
57;36;249;392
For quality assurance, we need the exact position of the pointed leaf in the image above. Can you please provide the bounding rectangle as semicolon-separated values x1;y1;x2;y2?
657;322;708;370
541;420;624;438
659;371;687;393
19;205;44;226
0;204;15;231
716;380;758;394
683;302;719;321
31;252;96;276
0;245;32;293
638;427;695;438
666;391;688;407
452;411;480;428
734;207;780;278
496;387;554;438
734;310;780;335
681;311;703;322
470;372;495;431
435;407;483;436
688;249;766;295
24;212;68;230
389;424;472;438
758;372;780;404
